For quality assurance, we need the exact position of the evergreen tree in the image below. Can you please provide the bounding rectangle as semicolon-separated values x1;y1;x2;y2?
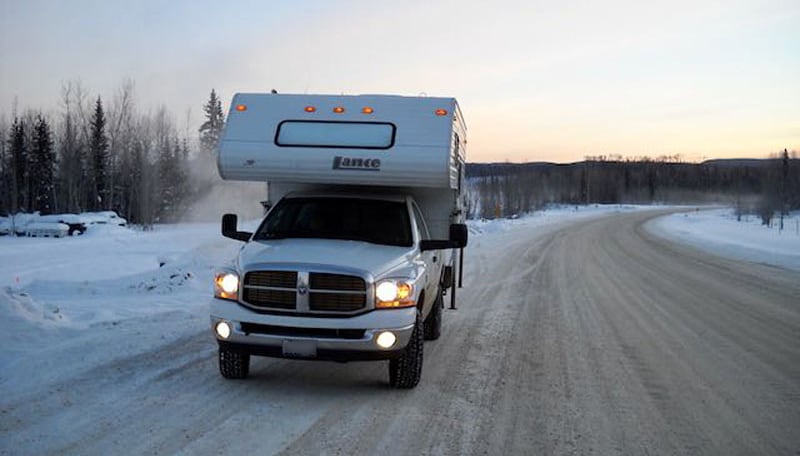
30;115;55;213
156;136;190;222
174;137;189;214
198;89;225;157
0;121;7;215
89;96;109;210
156;136;179;221
7;118;27;212
781;149;789;215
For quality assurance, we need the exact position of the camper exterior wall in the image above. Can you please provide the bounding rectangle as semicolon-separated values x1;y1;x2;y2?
218;94;463;189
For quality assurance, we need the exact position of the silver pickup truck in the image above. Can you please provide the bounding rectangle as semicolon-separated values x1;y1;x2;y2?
211;92;468;388
211;191;466;388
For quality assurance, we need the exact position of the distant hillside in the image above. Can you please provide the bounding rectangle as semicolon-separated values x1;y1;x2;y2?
466;159;773;178
464;157;798;220
700;158;773;168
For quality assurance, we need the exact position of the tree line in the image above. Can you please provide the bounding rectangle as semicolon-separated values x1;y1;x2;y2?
0;81;226;226
466;153;800;225
4;84;797;228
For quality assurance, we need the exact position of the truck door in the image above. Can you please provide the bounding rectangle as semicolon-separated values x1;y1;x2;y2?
411;201;438;311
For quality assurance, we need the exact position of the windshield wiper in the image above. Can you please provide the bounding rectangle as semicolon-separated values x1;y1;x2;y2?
257;231;294;240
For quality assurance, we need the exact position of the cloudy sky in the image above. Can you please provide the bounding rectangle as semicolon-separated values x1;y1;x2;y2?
1;0;798;162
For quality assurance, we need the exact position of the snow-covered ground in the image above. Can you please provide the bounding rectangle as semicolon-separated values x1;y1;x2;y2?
648;208;800;272
0;222;240;401
1;204;795;454
469;204;658;235
4;204;794;363
0;205;649;335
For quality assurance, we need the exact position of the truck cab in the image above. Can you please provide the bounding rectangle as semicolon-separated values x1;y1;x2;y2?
211;93;467;388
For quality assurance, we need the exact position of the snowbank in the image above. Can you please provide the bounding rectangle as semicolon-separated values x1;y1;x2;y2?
468;204;659;235
648;208;800;271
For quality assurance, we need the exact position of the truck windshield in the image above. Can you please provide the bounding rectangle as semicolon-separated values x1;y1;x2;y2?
254;197;413;247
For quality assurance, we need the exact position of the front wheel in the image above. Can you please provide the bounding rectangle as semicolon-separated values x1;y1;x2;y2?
423;288;443;341
389;312;424;388
219;346;250;379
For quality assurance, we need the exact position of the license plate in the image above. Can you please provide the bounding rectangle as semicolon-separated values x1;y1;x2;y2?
282;340;318;358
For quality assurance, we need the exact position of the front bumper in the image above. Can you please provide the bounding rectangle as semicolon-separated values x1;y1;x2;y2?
210;299;417;361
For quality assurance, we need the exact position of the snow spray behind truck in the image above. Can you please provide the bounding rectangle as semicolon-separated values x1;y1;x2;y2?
211;93;467;388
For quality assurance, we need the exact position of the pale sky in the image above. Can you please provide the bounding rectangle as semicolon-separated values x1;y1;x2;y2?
1;0;798;163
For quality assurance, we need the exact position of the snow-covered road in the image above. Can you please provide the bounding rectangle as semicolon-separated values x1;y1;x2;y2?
2;208;799;455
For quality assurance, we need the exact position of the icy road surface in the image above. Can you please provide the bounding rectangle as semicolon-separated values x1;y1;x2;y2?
1;209;799;455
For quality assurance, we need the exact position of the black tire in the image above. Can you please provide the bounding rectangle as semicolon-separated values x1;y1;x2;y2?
219;346;250;379
389;312;424;389
423;288;443;341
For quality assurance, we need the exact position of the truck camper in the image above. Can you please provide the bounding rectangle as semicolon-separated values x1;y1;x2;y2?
211;93;467;388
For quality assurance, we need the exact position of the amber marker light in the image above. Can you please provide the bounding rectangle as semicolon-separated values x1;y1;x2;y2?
235;104;247;112
396;283;412;300
435;108;448;116
362;107;374;114
333;106;345;113
304;106;316;113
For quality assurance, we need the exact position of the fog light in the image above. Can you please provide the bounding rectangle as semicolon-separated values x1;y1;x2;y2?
215;321;232;340
376;331;396;349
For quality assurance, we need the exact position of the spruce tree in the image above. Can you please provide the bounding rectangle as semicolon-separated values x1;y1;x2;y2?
173;137;189;215
0;127;5;215
199;89;225;157
89;96;109;210
30;115;55;213
7;118;27;212
157;136;178;222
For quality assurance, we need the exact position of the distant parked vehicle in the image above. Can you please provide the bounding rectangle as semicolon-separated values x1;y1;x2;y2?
80;211;128;227
0;217;10;236
37;214;87;235
21;222;70;238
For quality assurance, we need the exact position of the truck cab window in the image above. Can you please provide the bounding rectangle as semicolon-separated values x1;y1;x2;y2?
255;197;413;247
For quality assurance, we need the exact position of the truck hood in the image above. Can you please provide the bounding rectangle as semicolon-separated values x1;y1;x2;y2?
238;238;416;279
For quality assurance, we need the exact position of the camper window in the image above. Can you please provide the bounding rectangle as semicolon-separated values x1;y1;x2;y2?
275;120;395;149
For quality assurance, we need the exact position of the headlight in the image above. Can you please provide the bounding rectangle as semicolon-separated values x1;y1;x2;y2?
214;271;239;301
376;282;399;302
375;279;414;309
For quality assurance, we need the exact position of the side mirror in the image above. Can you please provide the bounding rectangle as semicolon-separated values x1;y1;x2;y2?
449;223;468;248
221;213;252;242
420;240;454;251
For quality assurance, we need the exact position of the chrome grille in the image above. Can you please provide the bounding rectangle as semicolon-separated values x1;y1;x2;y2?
246;271;297;288
243;271;298;310
310;292;366;312
309;272;367;311
243;288;296;309
310;273;365;291
242;270;367;313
